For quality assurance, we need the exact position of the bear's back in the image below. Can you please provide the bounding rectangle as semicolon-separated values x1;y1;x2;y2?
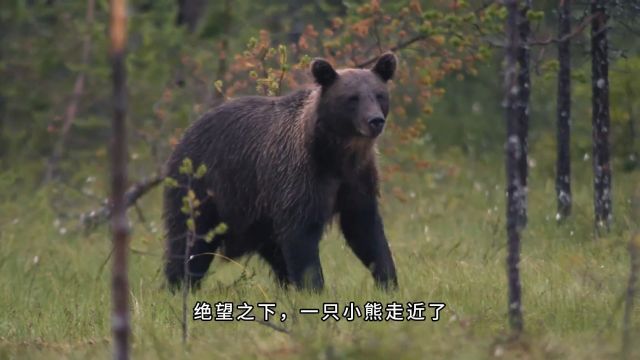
169;89;313;167
165;88;318;226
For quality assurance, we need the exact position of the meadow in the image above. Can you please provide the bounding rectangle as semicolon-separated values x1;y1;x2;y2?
1;150;638;359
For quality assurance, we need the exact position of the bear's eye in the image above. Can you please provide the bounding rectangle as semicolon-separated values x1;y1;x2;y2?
376;93;387;102
347;94;359;103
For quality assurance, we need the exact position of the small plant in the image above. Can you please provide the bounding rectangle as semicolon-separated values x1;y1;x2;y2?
164;157;227;344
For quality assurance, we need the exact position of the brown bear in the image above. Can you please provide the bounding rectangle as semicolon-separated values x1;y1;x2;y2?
164;53;398;291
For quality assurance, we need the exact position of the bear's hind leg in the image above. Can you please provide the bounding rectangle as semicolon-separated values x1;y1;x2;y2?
185;235;223;288
258;242;289;287
165;230;223;290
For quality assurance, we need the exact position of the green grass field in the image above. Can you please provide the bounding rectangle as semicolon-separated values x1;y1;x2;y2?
1;154;638;359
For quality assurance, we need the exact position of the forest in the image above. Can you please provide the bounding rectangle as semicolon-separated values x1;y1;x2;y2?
1;0;640;359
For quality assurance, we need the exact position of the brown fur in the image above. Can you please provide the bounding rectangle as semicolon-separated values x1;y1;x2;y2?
163;53;399;291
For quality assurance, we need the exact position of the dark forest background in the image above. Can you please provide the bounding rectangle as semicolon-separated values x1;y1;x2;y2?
2;0;639;185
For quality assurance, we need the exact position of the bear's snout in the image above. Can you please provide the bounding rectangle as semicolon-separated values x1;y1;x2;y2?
367;117;385;137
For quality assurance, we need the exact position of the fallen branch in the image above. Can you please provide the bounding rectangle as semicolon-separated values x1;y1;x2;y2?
81;173;164;230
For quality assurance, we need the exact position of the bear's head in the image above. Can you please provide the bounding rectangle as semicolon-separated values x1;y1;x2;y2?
311;52;396;139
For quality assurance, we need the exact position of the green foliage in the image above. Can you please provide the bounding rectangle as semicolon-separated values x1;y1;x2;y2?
164;176;179;188
172;158;222;241
205;222;228;242
179;158;194;176
527;10;544;22
194;164;207;179
186;217;195;231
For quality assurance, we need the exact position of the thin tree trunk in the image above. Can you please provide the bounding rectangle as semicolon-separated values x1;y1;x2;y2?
0;96;5;158
176;0;206;32
622;187;639;359
556;0;572;220
182;235;189;343
0;10;5;158
504;0;524;334
109;0;130;359
625;80;638;169
516;0;531;228
591;0;612;231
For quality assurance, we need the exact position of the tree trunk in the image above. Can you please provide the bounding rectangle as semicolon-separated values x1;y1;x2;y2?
176;0;206;32
556;0;572;220
516;0;531;228
0;95;5;159
622;187;640;359
504;0;524;334
0;11;5;158
591;0;612;231
109;0;130;359
625;80;638;170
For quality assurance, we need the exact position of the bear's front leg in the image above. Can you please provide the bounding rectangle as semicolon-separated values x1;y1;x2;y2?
280;222;325;291
337;184;398;290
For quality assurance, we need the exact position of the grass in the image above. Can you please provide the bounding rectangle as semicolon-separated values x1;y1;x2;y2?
0;152;638;359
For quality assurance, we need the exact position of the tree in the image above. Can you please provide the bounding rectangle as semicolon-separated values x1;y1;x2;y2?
516;0;531;228
504;0;525;334
109;0;130;358
622;186;640;359
591;0;612;231
556;0;572;220
176;0;206;32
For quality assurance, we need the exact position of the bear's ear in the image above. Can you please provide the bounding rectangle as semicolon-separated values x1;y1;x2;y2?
311;58;338;87
371;52;397;82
